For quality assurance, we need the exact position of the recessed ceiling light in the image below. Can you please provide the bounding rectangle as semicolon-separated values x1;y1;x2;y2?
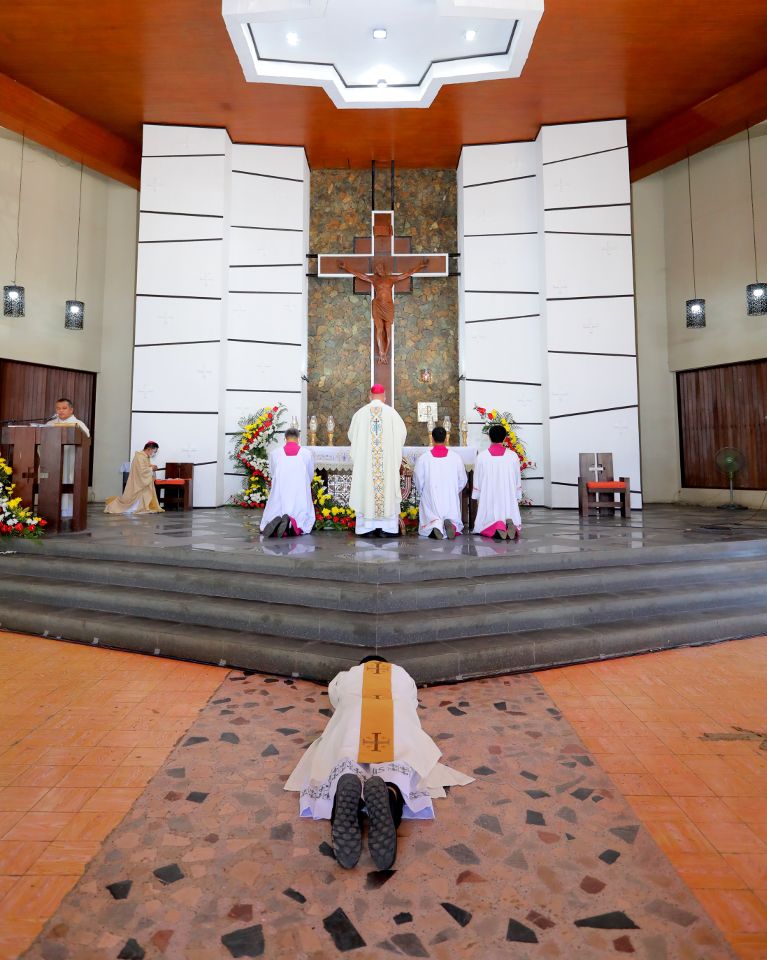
372;28;387;40
377;78;388;88
286;31;299;46
465;29;477;41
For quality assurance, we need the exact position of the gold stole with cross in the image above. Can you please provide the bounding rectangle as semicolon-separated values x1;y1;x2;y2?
357;660;394;763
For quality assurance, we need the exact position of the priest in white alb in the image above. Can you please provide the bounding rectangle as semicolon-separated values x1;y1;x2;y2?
413;425;467;539
472;423;522;540
348;384;407;537
260;427;315;538
46;397;91;518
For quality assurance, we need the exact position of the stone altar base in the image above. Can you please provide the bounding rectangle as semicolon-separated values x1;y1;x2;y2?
2;505;767;684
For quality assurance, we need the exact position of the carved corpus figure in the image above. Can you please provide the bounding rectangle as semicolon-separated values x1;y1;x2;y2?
338;258;429;363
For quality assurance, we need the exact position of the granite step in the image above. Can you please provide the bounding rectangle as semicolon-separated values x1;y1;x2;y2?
1;572;765;647
3;552;767;615
2;597;766;685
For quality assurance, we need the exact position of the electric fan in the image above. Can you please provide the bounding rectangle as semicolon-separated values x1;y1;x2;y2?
714;447;747;510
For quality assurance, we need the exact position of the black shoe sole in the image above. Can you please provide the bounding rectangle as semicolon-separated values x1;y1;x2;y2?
262;517;282;537
275;515;290;538
331;774;363;869
444;521;456;540
365;776;397;870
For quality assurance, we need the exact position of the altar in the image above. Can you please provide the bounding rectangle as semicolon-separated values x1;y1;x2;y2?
309;445;478;525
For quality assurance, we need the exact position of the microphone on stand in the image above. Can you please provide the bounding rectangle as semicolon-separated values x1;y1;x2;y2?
0;416;49;426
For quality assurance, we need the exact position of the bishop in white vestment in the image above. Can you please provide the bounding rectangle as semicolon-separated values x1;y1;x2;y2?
347;384;407;536
260;428;315;537
413;426;467;539
472;423;522;539
46;398;90;518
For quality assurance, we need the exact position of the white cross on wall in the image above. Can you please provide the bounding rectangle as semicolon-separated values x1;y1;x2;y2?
589;455;604;477
135;385;153;402
180;446;198;461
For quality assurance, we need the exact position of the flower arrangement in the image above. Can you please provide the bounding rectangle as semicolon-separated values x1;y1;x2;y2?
231;405;287;507
474;405;534;471
312;473;356;531
0;456;46;538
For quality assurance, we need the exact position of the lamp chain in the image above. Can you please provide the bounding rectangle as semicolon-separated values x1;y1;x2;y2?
747;126;759;281
687;155;697;298
74;162;83;300
14;135;25;284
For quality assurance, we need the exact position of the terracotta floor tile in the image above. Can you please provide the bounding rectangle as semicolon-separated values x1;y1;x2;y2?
670;853;748;890
609;772;668;796
723;854;767;890
725;932;767;960
673;796;742;824
101;766;154;788
694;889;767;933
0;917;44;960
76;746;134;767
590;752;647;774
642;817;716;855
0;812;24;839
120;747;173;767
27;842;100;876
625;795;686;818
31;787;95;814
79;788;143;813
54;766;112;789
2;813;75;843
0;879;16;901
695;821;767;855
0;769;22;788
746;822;767;845
0;788;50;813
10;767;69;789
0;842;46;876
55;811;126;843
652;770;716;797
35;748;91;766
722;798;767;822
0;875;78;920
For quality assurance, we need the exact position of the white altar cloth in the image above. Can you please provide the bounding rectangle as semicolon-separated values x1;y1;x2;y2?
310;446;478;472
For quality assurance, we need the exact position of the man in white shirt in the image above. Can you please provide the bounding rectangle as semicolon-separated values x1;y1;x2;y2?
472;423;522;540
348;384;407;537
47;398;90;518
413;426;467;539
260;428;315;538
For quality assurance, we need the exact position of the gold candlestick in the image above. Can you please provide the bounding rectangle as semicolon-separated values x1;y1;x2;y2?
326;415;335;447
308;415;318;446
460;419;468;447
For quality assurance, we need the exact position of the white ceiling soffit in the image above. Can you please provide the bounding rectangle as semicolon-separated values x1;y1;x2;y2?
222;0;544;109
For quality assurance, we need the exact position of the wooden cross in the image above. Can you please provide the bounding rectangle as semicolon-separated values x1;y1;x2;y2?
317;210;448;401
362;731;390;754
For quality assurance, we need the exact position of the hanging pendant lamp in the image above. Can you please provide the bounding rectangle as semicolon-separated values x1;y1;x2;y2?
745;127;767;316
685;155;705;328
65;162;85;329
3;135;25;317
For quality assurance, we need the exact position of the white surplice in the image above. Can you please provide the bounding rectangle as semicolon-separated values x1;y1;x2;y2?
46;415;90;518
348;400;407;534
260;444;315;534
413;447;467;537
472;446;522;533
285;663;473;820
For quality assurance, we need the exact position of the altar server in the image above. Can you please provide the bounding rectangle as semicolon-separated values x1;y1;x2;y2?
472;423;522;540
104;442;162;515
285;656;472;870
348;384;407;537
260;427;315;537
46;398;90;518
413;426;467;539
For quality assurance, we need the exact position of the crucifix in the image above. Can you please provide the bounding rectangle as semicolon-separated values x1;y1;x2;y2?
589;454;605;479
317;210;449;401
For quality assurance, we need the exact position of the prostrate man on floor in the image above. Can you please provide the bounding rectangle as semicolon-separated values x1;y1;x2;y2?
413;425;467;539
46;397;91;518
104;441;162;514
285;655;473;870
348;383;407;537
472;423;522;540
260;427;315;538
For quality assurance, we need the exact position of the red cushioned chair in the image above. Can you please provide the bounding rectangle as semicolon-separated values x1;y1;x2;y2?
578;453;630;518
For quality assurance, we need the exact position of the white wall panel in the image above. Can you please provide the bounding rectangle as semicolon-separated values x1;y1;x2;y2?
136;240;224;298
464;316;543;384
231;143;306;182
140;156;227;217
547;354;637;418
544;205;632;235
542;149;630;211
522;478;544;504
228;265;303;295
139;213;226;243
231;173;304;229
230;227;304;265
225;391;303;433
464;381;542;423
546;298;636;355
228;292;304;344
541;119;627;164
463;177;538;235
134;297;222;345
544;234;634;299
464;291;540;323
224;472;250;503
463;235;539;292
227;341;304;392
143;125;229;157
132;343;220;412
460;141;538;186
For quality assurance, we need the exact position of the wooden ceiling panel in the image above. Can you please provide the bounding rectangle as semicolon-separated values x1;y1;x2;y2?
0;0;766;182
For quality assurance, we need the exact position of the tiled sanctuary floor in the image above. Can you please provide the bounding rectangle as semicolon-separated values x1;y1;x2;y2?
0;635;764;957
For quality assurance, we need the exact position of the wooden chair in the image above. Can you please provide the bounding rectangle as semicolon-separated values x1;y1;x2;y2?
155;461;194;511
578;453;630;518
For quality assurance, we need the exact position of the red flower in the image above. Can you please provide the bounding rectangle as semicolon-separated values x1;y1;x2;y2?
273;406;279;412
487;413;494;420
476;406;486;415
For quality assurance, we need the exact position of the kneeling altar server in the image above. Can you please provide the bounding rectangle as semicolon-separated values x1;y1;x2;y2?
260;427;315;538
413;426;467;539
104;441;162;514
286;656;472;870
472;423;522;540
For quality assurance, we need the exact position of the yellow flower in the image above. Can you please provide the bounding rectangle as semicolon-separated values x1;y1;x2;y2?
331;506;338;516
322;508;330;517
408;506;418;518
399;511;406;518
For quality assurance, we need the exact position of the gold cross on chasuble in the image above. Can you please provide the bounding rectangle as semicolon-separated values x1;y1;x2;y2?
357;660;395;763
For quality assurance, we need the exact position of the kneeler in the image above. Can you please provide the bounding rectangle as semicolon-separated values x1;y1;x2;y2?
578;453;630;518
